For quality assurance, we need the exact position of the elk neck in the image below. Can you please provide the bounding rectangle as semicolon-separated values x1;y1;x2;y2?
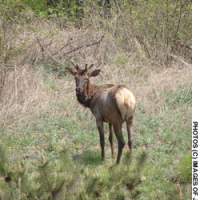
76;80;99;108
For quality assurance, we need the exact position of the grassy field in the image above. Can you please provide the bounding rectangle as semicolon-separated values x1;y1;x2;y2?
0;9;191;200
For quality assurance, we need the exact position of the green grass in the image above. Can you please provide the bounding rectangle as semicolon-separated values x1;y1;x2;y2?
113;53;129;66
164;86;192;108
0;84;192;200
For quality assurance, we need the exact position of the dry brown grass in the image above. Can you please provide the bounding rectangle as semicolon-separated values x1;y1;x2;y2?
0;19;191;130
0;65;47;127
100;62;191;113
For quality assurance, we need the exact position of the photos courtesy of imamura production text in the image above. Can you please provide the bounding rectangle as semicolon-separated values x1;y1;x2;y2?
0;1;192;200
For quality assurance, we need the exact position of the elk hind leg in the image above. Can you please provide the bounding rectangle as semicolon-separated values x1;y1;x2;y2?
109;123;114;159
126;116;133;152
113;123;125;164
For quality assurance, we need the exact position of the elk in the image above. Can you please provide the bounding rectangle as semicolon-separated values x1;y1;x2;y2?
68;64;136;164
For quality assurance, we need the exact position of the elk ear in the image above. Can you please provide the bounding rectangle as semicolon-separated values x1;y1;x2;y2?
89;69;101;77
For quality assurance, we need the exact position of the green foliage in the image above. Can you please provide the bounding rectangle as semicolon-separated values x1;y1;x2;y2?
0;0;83;20
0;0;191;63
75;150;102;166
80;151;146;200
21;0;47;16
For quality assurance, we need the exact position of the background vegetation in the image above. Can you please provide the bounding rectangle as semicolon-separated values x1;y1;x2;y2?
0;0;191;199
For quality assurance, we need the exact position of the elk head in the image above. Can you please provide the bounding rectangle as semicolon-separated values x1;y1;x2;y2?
67;64;101;106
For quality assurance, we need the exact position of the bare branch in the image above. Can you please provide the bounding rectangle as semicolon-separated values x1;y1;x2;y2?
63;35;104;56
36;37;63;65
169;54;191;67
52;37;73;56
35;37;76;73
135;35;151;59
35;36;104;74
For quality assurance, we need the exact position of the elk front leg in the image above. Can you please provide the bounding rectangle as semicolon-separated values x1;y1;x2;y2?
109;123;114;159
96;120;105;161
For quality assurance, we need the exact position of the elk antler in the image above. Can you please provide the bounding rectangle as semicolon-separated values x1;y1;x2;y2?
85;64;88;71
75;64;80;71
82;64;94;74
88;64;94;70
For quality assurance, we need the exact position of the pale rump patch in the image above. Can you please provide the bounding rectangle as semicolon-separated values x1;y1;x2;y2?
114;87;136;121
